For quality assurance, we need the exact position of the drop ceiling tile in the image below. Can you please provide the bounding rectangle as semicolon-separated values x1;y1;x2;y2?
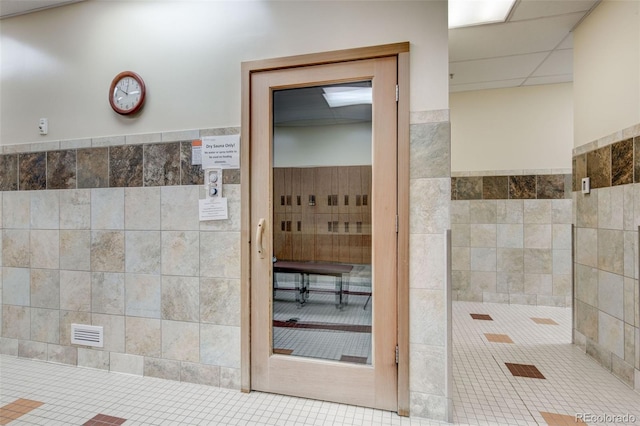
532;49;573;77
510;0;598;21
449;13;584;62
557;33;573;50
450;52;549;85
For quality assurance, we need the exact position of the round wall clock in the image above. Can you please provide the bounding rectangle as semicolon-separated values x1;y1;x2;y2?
109;71;146;115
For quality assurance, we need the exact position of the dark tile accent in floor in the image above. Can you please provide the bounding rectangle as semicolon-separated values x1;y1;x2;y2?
0;399;44;425
273;348;294;355
340;355;368;364
470;313;493;321
272;320;371;333
531;317;559;325
484;333;514;343
540;411;585;425
505;363;545;379
82;414;127;426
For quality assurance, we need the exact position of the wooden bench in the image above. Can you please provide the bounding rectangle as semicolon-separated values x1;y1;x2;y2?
273;261;353;308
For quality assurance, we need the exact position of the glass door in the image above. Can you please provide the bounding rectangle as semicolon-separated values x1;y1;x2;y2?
250;56;398;410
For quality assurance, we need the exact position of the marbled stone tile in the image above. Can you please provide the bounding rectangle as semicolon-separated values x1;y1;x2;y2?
410;288;446;345
496;248;523;273
587;145;611;189
497;272;524;293
91;272;125;315
19;153;47;191
451;223;470;248
222;169;241;185
92;313;124;353
612;138;633;186
597;229;624;275
200;278;240;326
180;362;220;386
586;339;612;370
524;224;552;249
110;352;144;376
47;150;76;189
60;190;91;230
409;233;445;290
575;300;598;341
180;141;204;186
410;391;447;422
60;230;91;271
47;344;77;366
508;175;536;199
30;269;60;309
125;316;161;357
552;249;572;275
452;176;481;200
161;231;199;276
77;348;110;370
552;199;573;224
200;232;241;279
451;201;470;224
524;273;552;295
598;186;624;230
470;248;496;272
162;320;199;362
0;154;18;191
523;249;552;274
30;308;59;344
598;269;624;320
410;122;450;179
576;188;598;228
18;341;47;360
3;191;29;229
523;200;552;224
162;276;200;322
125;274;161;318
109;145;143;187
497;200;523;224
125;231;161;274
451;247;469;271
3;229;30;267
60;270;91;312
634;136;640;184
599;311;624;359
537;175;564;199
3;267;30;307
1;305;30;340
125;187;161;230
91;188;124;230
91;231;125;272
482;176;508;200
30;191;60;229
469;200;497;224
59;310;91;345
77;147;108;189
469;224;496;248
161;186;200;231
30;230;59;269
410;344;445;396
200;324;240;368
220;367;241;390
144;357;180;381
144;142;180;187
497;224;523;248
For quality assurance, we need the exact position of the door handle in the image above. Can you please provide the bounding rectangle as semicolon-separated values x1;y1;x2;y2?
256;218;266;259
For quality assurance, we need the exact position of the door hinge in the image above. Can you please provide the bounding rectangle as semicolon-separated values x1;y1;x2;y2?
395;345;399;364
395;84;399;102
395;215;399;233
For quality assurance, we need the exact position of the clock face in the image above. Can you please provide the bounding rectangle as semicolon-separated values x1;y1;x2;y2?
109;71;146;115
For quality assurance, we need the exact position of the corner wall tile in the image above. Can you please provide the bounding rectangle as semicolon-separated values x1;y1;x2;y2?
410;122;450;179
612;138;633;186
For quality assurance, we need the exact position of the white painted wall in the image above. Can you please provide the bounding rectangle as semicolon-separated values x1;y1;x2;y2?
450;83;573;172
0;0;448;146
274;123;371;168
573;0;640;147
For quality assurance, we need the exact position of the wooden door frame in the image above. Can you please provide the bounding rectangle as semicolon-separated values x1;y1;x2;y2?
240;42;410;415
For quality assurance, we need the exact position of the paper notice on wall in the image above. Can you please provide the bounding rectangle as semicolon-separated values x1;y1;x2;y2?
191;139;202;165
201;135;240;169
199;197;228;221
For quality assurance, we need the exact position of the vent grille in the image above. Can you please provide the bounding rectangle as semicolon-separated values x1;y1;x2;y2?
71;324;103;348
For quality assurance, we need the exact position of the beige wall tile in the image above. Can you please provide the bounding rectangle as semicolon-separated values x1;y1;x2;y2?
450;201;469;224
30;230;59;269
110;352;144;375
91;272;125;315
468;200;496;224
598;229;624;275
125;231;161;274
162;276;199;322
60;190;91;230
161;231;199;276
162;320;199;363
552;224;572;250
469;224;496;248
3;192;30;229
200;278;240;326
160;186;199;231
47;344;77;365
524;274;552;296
497;200;524;224
91;231;125;272
598;270;624;321
470;248;496;272
451;247;470;272
523;200;551;224
409;289;444;346
410;178;450;233
599;311;625;359
3;267;30;306
77;348;110;370
125;317;161;357
125;187;161;230
92;313;124;353
30;191;60;229
125;274;161;319
598;186;624;230
30;269;59;309
551;199;572;224
60;270;91;312
497;224;523;249
524;224;552;249
220;367;241;390
497;249;523;273
524;249;552;274
576;228;598;268
59;311;91;346
180;361;220;386
577;190;598;228
200;324;240;368
91;188;124;230
60;230;91;271
144;357;180;380
200;232;240;279
200;185;241;232
497;272;524;293
409;344;444;395
18;340;47;360
3;230;30;267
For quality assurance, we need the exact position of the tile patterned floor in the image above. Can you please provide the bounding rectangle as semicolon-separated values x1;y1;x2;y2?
0;301;639;425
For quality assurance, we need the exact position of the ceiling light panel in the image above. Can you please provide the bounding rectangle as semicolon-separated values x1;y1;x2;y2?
449;0;516;29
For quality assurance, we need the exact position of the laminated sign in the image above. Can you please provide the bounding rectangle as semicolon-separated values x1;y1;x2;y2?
201;135;240;169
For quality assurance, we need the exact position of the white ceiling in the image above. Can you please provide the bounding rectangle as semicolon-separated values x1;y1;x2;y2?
449;0;600;92
0;0;83;19
1;0;601;94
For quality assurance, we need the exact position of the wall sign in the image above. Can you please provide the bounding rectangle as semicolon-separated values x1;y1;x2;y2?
201;135;240;169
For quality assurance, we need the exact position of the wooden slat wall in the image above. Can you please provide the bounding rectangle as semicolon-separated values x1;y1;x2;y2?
273;166;372;264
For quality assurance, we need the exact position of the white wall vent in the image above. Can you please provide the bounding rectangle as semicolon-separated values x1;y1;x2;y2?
71;324;104;348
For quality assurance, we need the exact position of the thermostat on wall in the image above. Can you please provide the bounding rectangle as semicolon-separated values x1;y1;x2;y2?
581;177;590;194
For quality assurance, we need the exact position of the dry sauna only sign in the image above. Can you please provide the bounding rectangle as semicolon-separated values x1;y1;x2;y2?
200;135;240;169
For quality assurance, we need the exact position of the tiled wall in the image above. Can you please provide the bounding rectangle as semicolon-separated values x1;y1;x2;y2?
573;124;640;391
451;172;573;307
0;128;242;389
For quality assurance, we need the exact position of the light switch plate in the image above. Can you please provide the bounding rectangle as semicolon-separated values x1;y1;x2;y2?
581;177;590;194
